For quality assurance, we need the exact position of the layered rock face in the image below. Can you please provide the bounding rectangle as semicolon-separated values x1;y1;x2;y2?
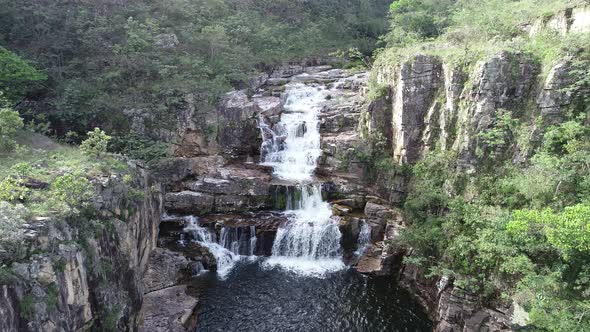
363;41;584;332
367;51;543;171
526;4;590;36
0;166;164;331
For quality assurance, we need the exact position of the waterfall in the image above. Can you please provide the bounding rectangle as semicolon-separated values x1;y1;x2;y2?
355;221;372;256
183;216;239;279
260;82;345;277
261;83;325;182
249;225;257;257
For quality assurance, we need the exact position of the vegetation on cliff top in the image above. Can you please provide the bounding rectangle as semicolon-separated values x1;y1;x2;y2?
0;0;389;159
372;0;590;330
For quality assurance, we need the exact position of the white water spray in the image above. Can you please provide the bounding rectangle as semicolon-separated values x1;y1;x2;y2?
183;216;240;279
355;221;372;256
261;83;326;182
260;81;345;277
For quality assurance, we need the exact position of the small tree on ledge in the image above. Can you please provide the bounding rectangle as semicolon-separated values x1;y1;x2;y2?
80;127;111;158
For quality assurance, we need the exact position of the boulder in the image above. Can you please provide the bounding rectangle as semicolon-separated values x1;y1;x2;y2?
143;248;191;294
217;90;262;160
139;285;198;332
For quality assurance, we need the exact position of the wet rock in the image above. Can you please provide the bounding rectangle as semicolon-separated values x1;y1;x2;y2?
165;191;214;215
139;285;198;332
217;90;262;160
215;194;269;213
339;216;361;257
143;248;191;293
332;204;352;216
355;242;401;276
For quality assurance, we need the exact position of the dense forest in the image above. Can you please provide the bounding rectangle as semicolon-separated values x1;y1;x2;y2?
0;0;389;158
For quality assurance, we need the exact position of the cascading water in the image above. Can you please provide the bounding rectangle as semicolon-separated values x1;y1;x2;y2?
183;216;240;279
261;83;325;182
355;221;372;256
260;82;345;277
249;225;257;256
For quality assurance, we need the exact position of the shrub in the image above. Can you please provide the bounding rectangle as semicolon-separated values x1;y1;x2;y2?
51;173;94;210
0;177;29;202
80;128;111;158
19;293;35;320
0;108;24;152
0;202;29;261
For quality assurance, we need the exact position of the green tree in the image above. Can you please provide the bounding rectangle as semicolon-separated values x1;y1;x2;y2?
80;128;111;158
0;47;46;103
0;108;24;152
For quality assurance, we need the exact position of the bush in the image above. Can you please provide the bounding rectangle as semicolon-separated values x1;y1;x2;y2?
51;173;94;210
0;202;30;263
80;128;111;158
0;108;24;152
0;177;29;202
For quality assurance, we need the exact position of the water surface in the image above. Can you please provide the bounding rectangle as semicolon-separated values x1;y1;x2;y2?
192;260;432;332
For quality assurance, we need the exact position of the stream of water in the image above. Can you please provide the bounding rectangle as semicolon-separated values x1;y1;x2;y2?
260;82;346;277
191;76;432;330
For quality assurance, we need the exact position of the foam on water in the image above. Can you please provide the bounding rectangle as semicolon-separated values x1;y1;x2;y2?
259;80;345;277
261;83;326;182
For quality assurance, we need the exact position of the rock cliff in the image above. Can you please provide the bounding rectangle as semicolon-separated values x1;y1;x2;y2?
0;165;163;331
360;19;588;332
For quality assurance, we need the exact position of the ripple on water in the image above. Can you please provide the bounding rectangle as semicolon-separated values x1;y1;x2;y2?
193;260;432;332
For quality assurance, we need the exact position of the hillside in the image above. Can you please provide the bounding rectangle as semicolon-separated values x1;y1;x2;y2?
360;0;590;330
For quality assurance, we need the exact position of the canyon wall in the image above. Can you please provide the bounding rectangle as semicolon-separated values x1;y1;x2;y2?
0;165;163;331
360;19;588;332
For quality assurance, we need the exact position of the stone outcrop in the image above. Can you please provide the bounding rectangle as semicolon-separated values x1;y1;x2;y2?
400;264;513;332
363;44;588;331
391;54;443;164
216;90;263;160
139;285;198;332
537;57;576;125
0;165;164;331
165;165;273;215
143;248;192;293
527;5;590;36
368;51;540;171
139;248;198;332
